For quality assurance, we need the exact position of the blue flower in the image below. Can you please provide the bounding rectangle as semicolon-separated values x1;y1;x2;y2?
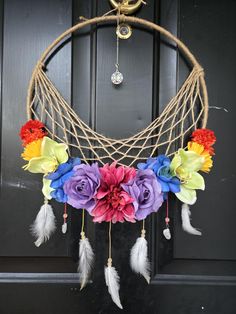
137;155;180;196
46;157;81;202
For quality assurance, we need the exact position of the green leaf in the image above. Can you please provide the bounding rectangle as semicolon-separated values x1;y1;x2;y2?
54;143;69;164
23;156;58;174
179;149;205;172
184;172;205;190
41;137;68;164
42;177;53;200
170;154;181;175
175;186;197;205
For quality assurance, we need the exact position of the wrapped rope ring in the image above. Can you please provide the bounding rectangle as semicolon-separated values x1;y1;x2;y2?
26;14;208;166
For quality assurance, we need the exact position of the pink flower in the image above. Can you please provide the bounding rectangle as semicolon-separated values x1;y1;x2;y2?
91;162;136;223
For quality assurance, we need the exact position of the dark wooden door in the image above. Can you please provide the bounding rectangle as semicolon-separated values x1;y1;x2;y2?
0;0;236;313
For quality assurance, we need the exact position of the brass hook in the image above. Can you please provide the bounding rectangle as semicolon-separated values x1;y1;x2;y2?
109;0;145;15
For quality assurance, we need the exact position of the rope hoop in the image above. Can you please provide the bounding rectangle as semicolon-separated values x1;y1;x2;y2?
26;14;209;166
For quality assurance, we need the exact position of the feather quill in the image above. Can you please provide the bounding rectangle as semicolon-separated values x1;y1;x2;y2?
31;202;56;247
77;236;94;290
130;235;150;283
181;203;202;236
104;261;123;309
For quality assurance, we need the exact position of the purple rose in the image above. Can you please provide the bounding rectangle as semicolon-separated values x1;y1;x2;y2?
122;169;163;220
63;163;100;213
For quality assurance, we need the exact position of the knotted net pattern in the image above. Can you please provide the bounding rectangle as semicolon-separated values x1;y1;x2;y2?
27;15;208;166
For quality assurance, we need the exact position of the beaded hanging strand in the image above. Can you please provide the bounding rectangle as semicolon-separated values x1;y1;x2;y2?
62;203;68;234
163;196;171;240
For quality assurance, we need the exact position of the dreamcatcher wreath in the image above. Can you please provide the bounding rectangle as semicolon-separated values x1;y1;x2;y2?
19;13;216;309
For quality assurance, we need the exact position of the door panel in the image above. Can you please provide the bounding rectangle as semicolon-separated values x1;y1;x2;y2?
0;0;236;313
174;0;236;261
0;0;72;258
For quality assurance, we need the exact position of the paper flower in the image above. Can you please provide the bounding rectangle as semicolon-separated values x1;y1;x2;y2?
20;119;47;146
122;169;163;220
170;148;205;205
92;162;136;223
21;139;42;161
46;158;81;203
188;141;213;173
191;128;216;155
63;163;100;213
23;136;68;174
137;155;180;195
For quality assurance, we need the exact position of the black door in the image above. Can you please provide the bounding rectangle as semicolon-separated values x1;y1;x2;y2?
0;1;236;313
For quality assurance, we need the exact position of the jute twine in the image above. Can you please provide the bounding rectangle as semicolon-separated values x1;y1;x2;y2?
26;14;208;166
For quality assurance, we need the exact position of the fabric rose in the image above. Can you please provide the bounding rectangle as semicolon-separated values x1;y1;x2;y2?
137;155;180;195
122;169;163;220
46;158;81;202
91;162;136;223
63;163;100;213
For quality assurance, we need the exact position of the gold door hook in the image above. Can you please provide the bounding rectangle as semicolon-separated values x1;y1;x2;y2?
109;0;145;15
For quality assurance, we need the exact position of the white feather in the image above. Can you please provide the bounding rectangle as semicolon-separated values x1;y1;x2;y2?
31;203;56;247
104;265;123;309
130;236;150;284
181;203;202;236
77;237;94;290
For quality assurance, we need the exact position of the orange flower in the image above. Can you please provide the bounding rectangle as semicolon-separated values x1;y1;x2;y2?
187;141;213;173
21;139;42;161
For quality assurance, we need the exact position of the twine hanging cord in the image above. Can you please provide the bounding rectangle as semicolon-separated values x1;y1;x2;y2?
26;15;208;166
108;221;112;267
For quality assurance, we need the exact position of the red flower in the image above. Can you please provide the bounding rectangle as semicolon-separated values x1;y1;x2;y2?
191;128;216;155
91;162;136;223
19;120;47;146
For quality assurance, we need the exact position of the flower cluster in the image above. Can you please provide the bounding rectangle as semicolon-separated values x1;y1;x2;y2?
170;128;216;205
49;161;164;223
19;120;69;199
20;120;216;222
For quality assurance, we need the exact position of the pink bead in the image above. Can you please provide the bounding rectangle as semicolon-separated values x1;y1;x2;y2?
165;217;170;223
63;213;68;219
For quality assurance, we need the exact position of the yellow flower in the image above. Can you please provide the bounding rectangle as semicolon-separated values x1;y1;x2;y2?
21;139;42;161
187;141;213;173
23;137;68;174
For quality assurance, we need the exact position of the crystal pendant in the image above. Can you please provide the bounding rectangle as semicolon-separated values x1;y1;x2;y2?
111;70;123;85
116;23;132;40
163;227;171;240
62;222;67;234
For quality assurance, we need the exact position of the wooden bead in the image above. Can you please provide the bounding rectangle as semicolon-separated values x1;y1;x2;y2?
165;217;170;223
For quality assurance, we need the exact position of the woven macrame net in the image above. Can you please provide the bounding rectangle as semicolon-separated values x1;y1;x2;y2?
27;15;208;166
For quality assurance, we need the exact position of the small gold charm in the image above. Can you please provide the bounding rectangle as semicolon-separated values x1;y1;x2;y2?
116;23;132;39
109;0;144;15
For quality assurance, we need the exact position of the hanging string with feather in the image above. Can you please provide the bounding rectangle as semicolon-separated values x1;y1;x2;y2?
163;196;171;240
62;203;68;234
77;209;95;290
105;222;123;309
130;219;151;283
31;197;56;247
